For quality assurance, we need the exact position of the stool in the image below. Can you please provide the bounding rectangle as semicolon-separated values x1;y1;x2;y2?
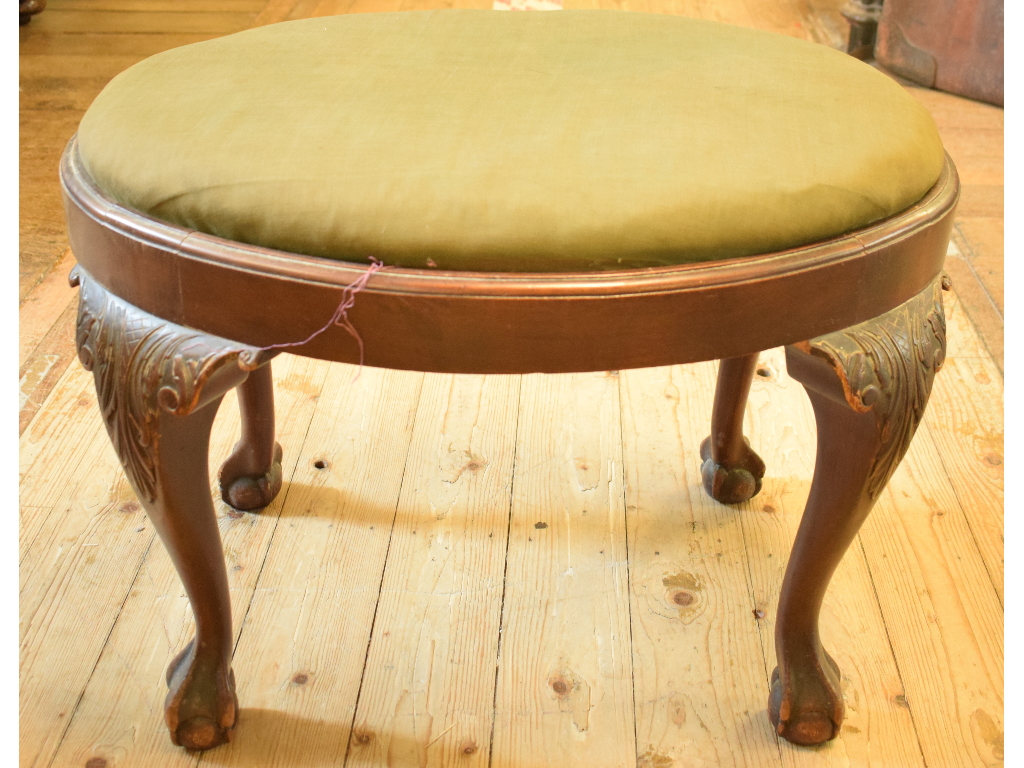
61;9;957;753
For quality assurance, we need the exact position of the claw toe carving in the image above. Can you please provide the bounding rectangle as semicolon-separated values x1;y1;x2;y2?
220;442;284;510
768;650;843;746
165;640;238;751
699;436;766;504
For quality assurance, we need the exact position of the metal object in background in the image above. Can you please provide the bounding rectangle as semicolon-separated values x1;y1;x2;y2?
840;0;885;60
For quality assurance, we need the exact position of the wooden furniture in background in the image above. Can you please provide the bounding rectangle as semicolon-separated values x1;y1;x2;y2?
876;0;1004;106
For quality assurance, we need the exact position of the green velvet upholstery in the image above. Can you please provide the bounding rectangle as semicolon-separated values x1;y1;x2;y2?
78;10;945;272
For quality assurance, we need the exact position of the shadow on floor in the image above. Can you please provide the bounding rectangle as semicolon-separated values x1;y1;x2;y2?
202;707;488;768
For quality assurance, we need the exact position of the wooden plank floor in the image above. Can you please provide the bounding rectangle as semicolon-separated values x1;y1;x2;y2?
20;1;1004;766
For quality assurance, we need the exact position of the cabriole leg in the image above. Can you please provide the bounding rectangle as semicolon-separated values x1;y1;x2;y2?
771;276;947;746
219;361;283;510
155;399;238;750
72;267;272;751
700;352;766;504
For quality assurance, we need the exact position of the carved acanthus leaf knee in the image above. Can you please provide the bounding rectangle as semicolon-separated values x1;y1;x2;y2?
72;267;271;501
788;276;947;494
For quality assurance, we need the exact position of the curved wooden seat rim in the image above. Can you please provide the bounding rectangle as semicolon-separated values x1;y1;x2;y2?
61;137;958;374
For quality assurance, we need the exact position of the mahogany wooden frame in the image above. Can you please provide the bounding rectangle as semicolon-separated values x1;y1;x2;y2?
61;135;958;752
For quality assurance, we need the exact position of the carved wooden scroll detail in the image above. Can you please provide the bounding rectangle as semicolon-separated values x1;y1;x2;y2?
793;277;947;499
71;268;268;502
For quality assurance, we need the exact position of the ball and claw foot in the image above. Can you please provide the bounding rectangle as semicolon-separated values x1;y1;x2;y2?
768;649;843;746
219;442;284;511
699;436;766;504
165;640;238;751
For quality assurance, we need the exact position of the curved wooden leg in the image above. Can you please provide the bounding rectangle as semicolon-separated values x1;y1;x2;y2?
154;400;240;751
72;267;272;751
771;277;947;746
700;353;766;503
219;361;283;511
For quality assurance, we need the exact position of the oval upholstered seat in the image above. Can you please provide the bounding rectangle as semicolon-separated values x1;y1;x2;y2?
77;10;945;272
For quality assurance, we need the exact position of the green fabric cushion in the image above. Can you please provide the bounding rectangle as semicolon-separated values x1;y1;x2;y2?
77;10;945;272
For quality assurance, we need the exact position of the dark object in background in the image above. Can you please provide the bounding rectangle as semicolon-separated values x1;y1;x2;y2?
20;0;45;25
875;0;1003;106
840;0;884;60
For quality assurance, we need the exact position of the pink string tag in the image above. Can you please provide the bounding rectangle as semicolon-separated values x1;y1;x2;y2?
259;257;385;380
